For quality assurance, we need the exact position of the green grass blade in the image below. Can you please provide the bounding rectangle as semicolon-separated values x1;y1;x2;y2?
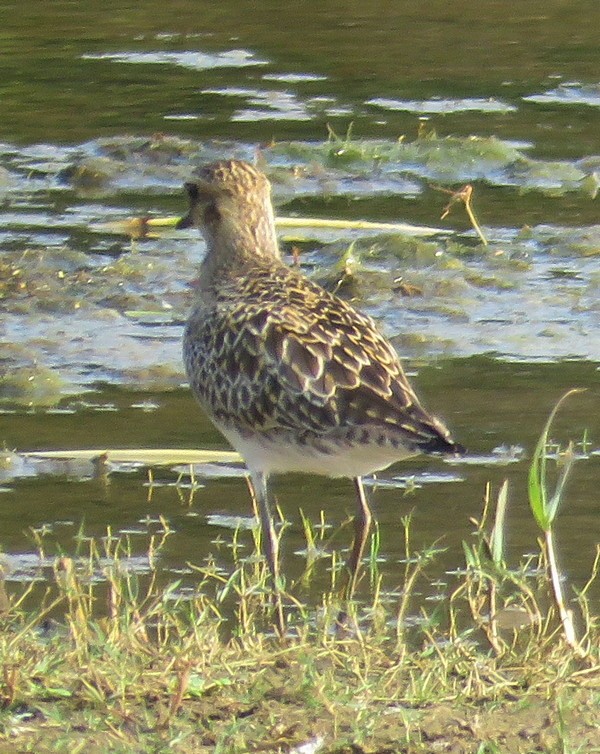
528;431;549;531
490;479;508;566
527;389;584;531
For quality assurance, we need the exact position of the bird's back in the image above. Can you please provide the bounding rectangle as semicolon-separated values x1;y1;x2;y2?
184;260;460;476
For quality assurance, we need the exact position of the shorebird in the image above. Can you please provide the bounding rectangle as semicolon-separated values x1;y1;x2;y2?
178;160;463;633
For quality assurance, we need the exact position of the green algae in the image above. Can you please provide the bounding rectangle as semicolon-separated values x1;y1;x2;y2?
51;132;600;200
465;272;518;290
0;365;65;407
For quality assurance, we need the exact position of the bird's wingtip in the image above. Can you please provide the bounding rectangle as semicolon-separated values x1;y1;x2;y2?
421;436;466;457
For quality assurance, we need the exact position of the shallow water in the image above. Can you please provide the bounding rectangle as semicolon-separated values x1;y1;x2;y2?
0;0;599;611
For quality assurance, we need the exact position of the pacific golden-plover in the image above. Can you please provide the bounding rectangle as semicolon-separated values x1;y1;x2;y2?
178;160;463;633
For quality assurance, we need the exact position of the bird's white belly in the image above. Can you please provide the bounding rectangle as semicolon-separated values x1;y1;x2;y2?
218;424;416;478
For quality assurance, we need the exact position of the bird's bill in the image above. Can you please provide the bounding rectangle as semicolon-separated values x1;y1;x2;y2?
176;212;194;229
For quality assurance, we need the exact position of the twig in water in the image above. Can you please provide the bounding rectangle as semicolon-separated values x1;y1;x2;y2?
436;183;488;246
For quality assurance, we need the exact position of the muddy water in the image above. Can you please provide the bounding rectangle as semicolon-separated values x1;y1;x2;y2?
0;0;599;609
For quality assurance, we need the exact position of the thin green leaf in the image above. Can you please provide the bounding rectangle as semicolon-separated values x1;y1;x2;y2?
528;435;548;531
45;687;73;698
490;479;508;566
527;389;584;532
462;540;478;569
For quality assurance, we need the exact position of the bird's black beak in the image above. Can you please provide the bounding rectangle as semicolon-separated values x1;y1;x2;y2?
176;182;201;229
176;212;194;229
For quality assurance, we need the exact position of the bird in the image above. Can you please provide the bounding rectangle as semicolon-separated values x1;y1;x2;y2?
177;159;463;634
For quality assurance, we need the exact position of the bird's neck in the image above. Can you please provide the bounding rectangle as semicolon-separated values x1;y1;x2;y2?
199;207;282;293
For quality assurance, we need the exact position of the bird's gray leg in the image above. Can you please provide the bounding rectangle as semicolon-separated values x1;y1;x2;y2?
248;470;285;636
338;475;373;627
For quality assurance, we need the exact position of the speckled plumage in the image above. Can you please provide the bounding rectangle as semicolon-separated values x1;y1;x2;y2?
178;160;463;632
181;161;460;474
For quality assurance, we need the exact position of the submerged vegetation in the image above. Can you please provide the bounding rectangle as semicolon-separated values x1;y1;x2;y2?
0;397;598;752
15;128;598;199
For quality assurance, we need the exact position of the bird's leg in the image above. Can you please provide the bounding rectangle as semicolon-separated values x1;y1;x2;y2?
346;476;373;599
337;475;373;629
248;470;285;636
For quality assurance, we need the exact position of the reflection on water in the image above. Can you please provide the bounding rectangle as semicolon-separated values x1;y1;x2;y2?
81;49;268;70
366;98;518;114
523;84;600;108
1;0;599;146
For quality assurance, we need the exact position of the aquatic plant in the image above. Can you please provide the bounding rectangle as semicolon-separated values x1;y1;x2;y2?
528;389;586;655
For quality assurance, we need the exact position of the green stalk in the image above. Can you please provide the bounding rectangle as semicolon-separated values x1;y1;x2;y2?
545;528;578;650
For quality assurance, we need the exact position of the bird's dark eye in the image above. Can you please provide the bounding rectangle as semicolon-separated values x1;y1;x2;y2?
185;182;199;201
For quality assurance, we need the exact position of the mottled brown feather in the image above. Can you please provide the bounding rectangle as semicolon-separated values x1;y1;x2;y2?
185;265;452;447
